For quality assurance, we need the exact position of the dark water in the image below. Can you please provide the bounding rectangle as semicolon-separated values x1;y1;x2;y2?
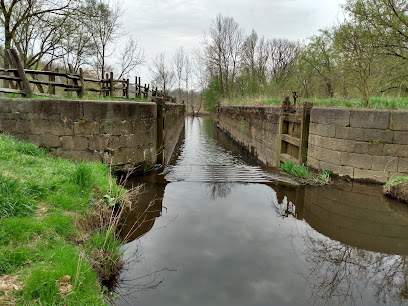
116;116;408;306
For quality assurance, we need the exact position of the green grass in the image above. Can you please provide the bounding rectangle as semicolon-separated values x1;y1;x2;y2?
281;161;332;185
226;96;408;109
281;161;312;179
385;176;408;187
0;133;127;305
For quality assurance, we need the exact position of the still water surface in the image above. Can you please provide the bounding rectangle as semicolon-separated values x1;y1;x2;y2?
116;117;408;305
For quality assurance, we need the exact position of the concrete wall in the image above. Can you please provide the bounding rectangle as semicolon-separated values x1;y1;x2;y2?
218;105;408;183
308;108;408;182
217;106;282;167
164;103;185;163
0;98;184;169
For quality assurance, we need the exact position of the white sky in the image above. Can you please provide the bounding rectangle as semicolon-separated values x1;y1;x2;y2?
119;0;346;84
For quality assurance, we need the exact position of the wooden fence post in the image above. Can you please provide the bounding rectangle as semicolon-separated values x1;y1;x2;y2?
109;72;114;97
79;68;85;98
138;77;141;97
7;49;33;97
126;79;129;98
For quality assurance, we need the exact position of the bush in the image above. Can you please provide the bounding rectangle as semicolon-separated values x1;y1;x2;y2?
204;77;223;112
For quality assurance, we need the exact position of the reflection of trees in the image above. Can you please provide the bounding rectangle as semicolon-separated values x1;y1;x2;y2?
205;182;235;200
301;229;408;305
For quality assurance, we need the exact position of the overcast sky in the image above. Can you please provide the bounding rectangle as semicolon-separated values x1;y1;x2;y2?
120;0;346;83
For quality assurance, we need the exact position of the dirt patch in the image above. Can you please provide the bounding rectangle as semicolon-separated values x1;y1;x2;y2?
0;275;23;305
384;182;408;203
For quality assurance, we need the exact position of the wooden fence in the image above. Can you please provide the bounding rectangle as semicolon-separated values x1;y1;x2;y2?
0;49;174;101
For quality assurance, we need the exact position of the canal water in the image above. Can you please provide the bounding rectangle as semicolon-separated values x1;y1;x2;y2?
115;116;408;306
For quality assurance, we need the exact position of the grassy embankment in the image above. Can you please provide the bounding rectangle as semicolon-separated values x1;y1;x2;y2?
384;176;408;203
0;134;130;305
224;96;408;109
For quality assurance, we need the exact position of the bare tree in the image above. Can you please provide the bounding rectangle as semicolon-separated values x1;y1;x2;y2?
201;14;244;98
268;38;298;87
173;47;185;103
150;53;175;96
117;37;145;79
84;0;123;79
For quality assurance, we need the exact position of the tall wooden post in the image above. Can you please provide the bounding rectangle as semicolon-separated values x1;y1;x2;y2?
109;72;114;97
138;77;141;97
156;97;164;164
125;79;130;99
7;49;33;96
299;102;313;165
79;68;85;98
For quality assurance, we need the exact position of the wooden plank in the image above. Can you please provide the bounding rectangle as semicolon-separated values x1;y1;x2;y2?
282;113;300;123
29;79;80;89
0;75;22;81
109;72;114;97
281;134;301;147
125;79;130;99
280;153;299;165
0;88;24;95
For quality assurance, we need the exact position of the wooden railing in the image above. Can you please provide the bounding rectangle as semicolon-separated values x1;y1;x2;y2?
0;48;164;100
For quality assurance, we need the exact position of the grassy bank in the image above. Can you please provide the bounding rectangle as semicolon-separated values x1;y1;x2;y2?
384;176;408;203
224;96;408;109
0;134;129;305
281;161;331;185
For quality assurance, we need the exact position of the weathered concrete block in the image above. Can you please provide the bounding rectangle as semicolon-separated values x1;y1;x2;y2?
364;129;393;143
394;131;408;145
390;110;408;131
61;136;88;151
30;99;61;114
371;156;398;172
383;144;408;158
73;121;100;136
319;147;342;165
0;119;16;133
341;152;372;169
354;168;389;183
101;120;133;136
322;137;356;153
399;158;408;173
350;109;390;129
310;108;350;126
83;101;114;121
308;134;323;148
59;101;83;121
319;160;354;178
309;123;336;137
335;126;365;141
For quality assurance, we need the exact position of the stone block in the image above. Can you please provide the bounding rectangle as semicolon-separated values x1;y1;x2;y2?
36;135;61;148
309;123;336;137
310;108;350;126
321;137;356;152
319;160;354;178
0;119;16;133
61;136;88;151
341;152;372;169
364;129;393;143
371;156;398;172
390;110;408;131
350;109;390;129
383;144;408;158
399;158;408;173
367;143;384;156
101;120;133;136
394;131;408;145
319;147;342;165
54;149;102;163
30;99;61;114
59;101;83;121
354;169;389;183
73;121;100;135
335;126;365;141
83;101;114;121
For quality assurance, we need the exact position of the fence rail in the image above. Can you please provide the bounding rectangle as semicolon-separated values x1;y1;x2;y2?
0;48;175;101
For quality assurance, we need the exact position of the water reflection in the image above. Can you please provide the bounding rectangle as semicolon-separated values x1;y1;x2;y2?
116;116;408;306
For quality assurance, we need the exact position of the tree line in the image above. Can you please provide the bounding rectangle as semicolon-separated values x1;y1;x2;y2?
0;0;144;80
198;0;408;109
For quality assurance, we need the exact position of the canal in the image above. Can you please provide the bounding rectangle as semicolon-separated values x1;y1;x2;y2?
115;116;408;305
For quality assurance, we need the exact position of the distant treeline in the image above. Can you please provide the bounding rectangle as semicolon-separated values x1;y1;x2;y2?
198;0;408;109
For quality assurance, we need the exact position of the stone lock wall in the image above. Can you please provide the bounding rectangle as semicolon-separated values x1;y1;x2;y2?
164;103;185;163
307;108;408;182
0;98;185;168
217;106;282;167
